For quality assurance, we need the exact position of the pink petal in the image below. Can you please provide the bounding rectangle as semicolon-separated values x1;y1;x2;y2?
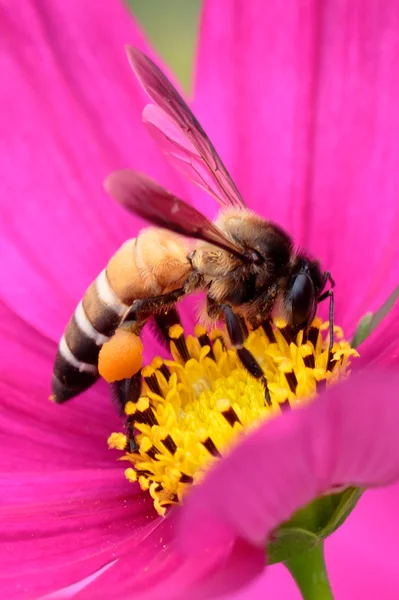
178;371;399;555
2;459;262;599
74;514;263;600
303;2;399;335
195;0;399;333
228;566;300;600
194;0;327;227
0;0;187;342
0;469;158;599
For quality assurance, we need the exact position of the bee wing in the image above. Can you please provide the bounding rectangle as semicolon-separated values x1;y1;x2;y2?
126;46;247;210
105;169;247;260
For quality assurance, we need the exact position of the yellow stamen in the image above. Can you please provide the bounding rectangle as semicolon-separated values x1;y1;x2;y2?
108;318;358;516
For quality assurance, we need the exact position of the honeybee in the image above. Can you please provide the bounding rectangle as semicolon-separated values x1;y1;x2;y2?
52;47;334;405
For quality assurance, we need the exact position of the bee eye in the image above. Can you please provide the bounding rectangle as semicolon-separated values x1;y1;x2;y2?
287;273;314;326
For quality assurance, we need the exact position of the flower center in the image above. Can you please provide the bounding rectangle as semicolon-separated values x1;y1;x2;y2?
108;319;358;516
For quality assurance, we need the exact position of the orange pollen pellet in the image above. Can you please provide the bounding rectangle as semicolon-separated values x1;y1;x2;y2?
98;329;143;383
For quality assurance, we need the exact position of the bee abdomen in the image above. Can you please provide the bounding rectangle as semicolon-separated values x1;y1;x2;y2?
52;337;99;404
52;269;131;403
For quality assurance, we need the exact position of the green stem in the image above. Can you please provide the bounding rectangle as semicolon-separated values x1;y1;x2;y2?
284;543;334;600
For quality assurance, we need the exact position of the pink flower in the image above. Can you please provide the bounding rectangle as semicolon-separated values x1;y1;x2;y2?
1;1;399;599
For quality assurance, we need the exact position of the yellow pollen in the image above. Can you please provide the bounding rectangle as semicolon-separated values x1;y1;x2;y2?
108;318;358;516
194;324;208;337
125;467;137;482
107;432;128;451
169;324;185;339
124;401;136;416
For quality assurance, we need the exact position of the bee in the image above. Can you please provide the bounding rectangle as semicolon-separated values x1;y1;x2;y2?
52;46;334;405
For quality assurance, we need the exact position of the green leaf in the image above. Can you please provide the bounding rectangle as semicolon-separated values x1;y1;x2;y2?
351;284;399;348
351;312;373;348
368;284;399;335
285;494;344;534
321;487;363;538
267;527;319;564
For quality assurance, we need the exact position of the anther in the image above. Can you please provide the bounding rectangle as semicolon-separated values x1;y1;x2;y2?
263;379;272;406
180;473;194;484
144;372;163;397
326;351;337;372
134;405;159;427
161;435;177;455
262;320;276;343
195;325;215;360
280;399;292;412
308;326;320;348
145;446;160;461
303;354;315;368
218;401;241;427
152;308;182;348
210;330;226;349
158;363;171;382
284;370;298;394
113;370;142;414
142;407;159;426
169;325;191;363
201;437;221;458
136;469;153;477
279;324;295;345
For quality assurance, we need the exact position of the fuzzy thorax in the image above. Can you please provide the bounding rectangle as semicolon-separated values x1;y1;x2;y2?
108;319;358;516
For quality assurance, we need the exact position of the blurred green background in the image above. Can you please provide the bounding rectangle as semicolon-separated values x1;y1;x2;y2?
127;0;201;92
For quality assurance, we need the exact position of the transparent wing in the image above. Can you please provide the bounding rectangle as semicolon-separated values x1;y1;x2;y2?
105;169;248;260
126;46;247;210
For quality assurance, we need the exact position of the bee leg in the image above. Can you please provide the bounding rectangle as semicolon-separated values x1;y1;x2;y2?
127;418;139;453
321;271;336;290
126;271;203;324
125;287;186;324
111;371;143;452
318;271;335;353
318;289;335;355
221;304;272;406
206;296;221;320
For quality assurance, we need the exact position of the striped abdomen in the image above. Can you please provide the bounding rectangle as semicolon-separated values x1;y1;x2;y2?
52;268;131;403
52;231;191;404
